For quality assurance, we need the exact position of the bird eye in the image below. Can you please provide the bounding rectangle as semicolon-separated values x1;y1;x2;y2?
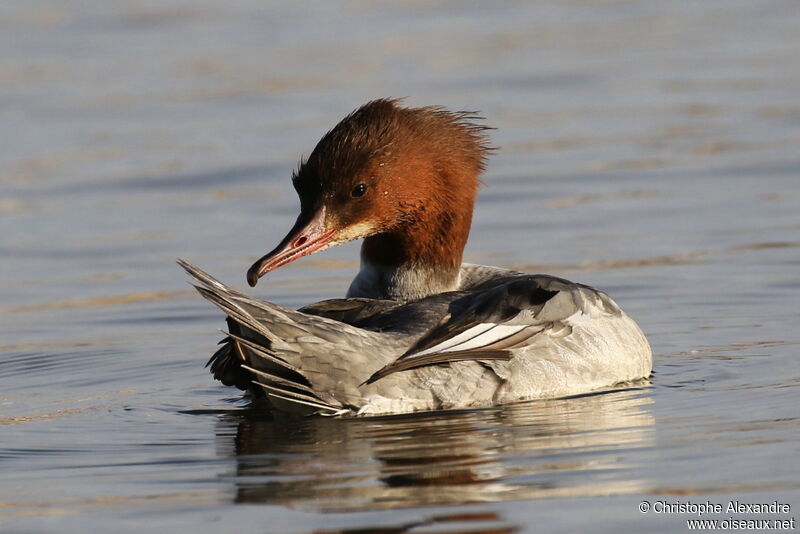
351;183;368;198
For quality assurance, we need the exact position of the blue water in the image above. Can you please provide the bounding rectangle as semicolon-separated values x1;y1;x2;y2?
2;1;798;532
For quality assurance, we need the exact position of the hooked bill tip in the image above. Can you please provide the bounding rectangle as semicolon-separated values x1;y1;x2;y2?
246;265;260;287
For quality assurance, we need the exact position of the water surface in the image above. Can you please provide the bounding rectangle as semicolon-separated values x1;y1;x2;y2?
2;1;799;532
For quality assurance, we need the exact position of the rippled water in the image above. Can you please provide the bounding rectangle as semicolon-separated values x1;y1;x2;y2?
2;1;799;532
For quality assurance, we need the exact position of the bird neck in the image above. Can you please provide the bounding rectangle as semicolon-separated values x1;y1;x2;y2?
348;203;473;300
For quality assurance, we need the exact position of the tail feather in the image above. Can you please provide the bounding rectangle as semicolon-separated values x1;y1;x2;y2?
251;379;334;409
193;285;288;349
240;364;316;395
253;383;347;415
179;260;303;339
177;258;227;292
206;335;253;390
180;260;370;346
225;330;304;375
179;259;372;413
242;363;343;414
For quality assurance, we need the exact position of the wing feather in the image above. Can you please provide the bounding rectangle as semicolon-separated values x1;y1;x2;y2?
364;276;564;384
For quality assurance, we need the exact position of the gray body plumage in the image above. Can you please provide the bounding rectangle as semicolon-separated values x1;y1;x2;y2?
180;260;652;416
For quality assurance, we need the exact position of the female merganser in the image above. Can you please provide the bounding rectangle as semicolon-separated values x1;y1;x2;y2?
180;99;652;416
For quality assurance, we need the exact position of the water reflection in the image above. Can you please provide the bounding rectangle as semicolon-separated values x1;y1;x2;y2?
214;388;654;512
308;511;517;534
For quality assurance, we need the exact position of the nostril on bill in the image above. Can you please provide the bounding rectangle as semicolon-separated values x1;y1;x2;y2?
294;236;307;247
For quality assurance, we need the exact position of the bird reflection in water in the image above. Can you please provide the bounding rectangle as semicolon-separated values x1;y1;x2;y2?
310;511;517;534
213;386;653;514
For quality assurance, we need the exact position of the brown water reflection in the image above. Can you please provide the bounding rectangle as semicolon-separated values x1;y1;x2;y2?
216;388;653;512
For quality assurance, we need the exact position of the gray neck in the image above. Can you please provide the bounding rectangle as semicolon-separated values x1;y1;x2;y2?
347;261;461;301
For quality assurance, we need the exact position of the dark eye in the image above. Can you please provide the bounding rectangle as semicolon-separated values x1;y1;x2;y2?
351;183;368;198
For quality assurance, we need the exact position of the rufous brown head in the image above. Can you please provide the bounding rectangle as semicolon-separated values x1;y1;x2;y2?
247;99;492;287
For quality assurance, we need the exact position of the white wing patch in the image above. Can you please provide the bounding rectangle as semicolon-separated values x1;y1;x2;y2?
411;323;529;357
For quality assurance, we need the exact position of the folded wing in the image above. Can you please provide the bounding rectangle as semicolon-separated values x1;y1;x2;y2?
364;276;580;384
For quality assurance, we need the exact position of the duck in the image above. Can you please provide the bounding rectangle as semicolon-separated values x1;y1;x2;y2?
179;98;652;417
